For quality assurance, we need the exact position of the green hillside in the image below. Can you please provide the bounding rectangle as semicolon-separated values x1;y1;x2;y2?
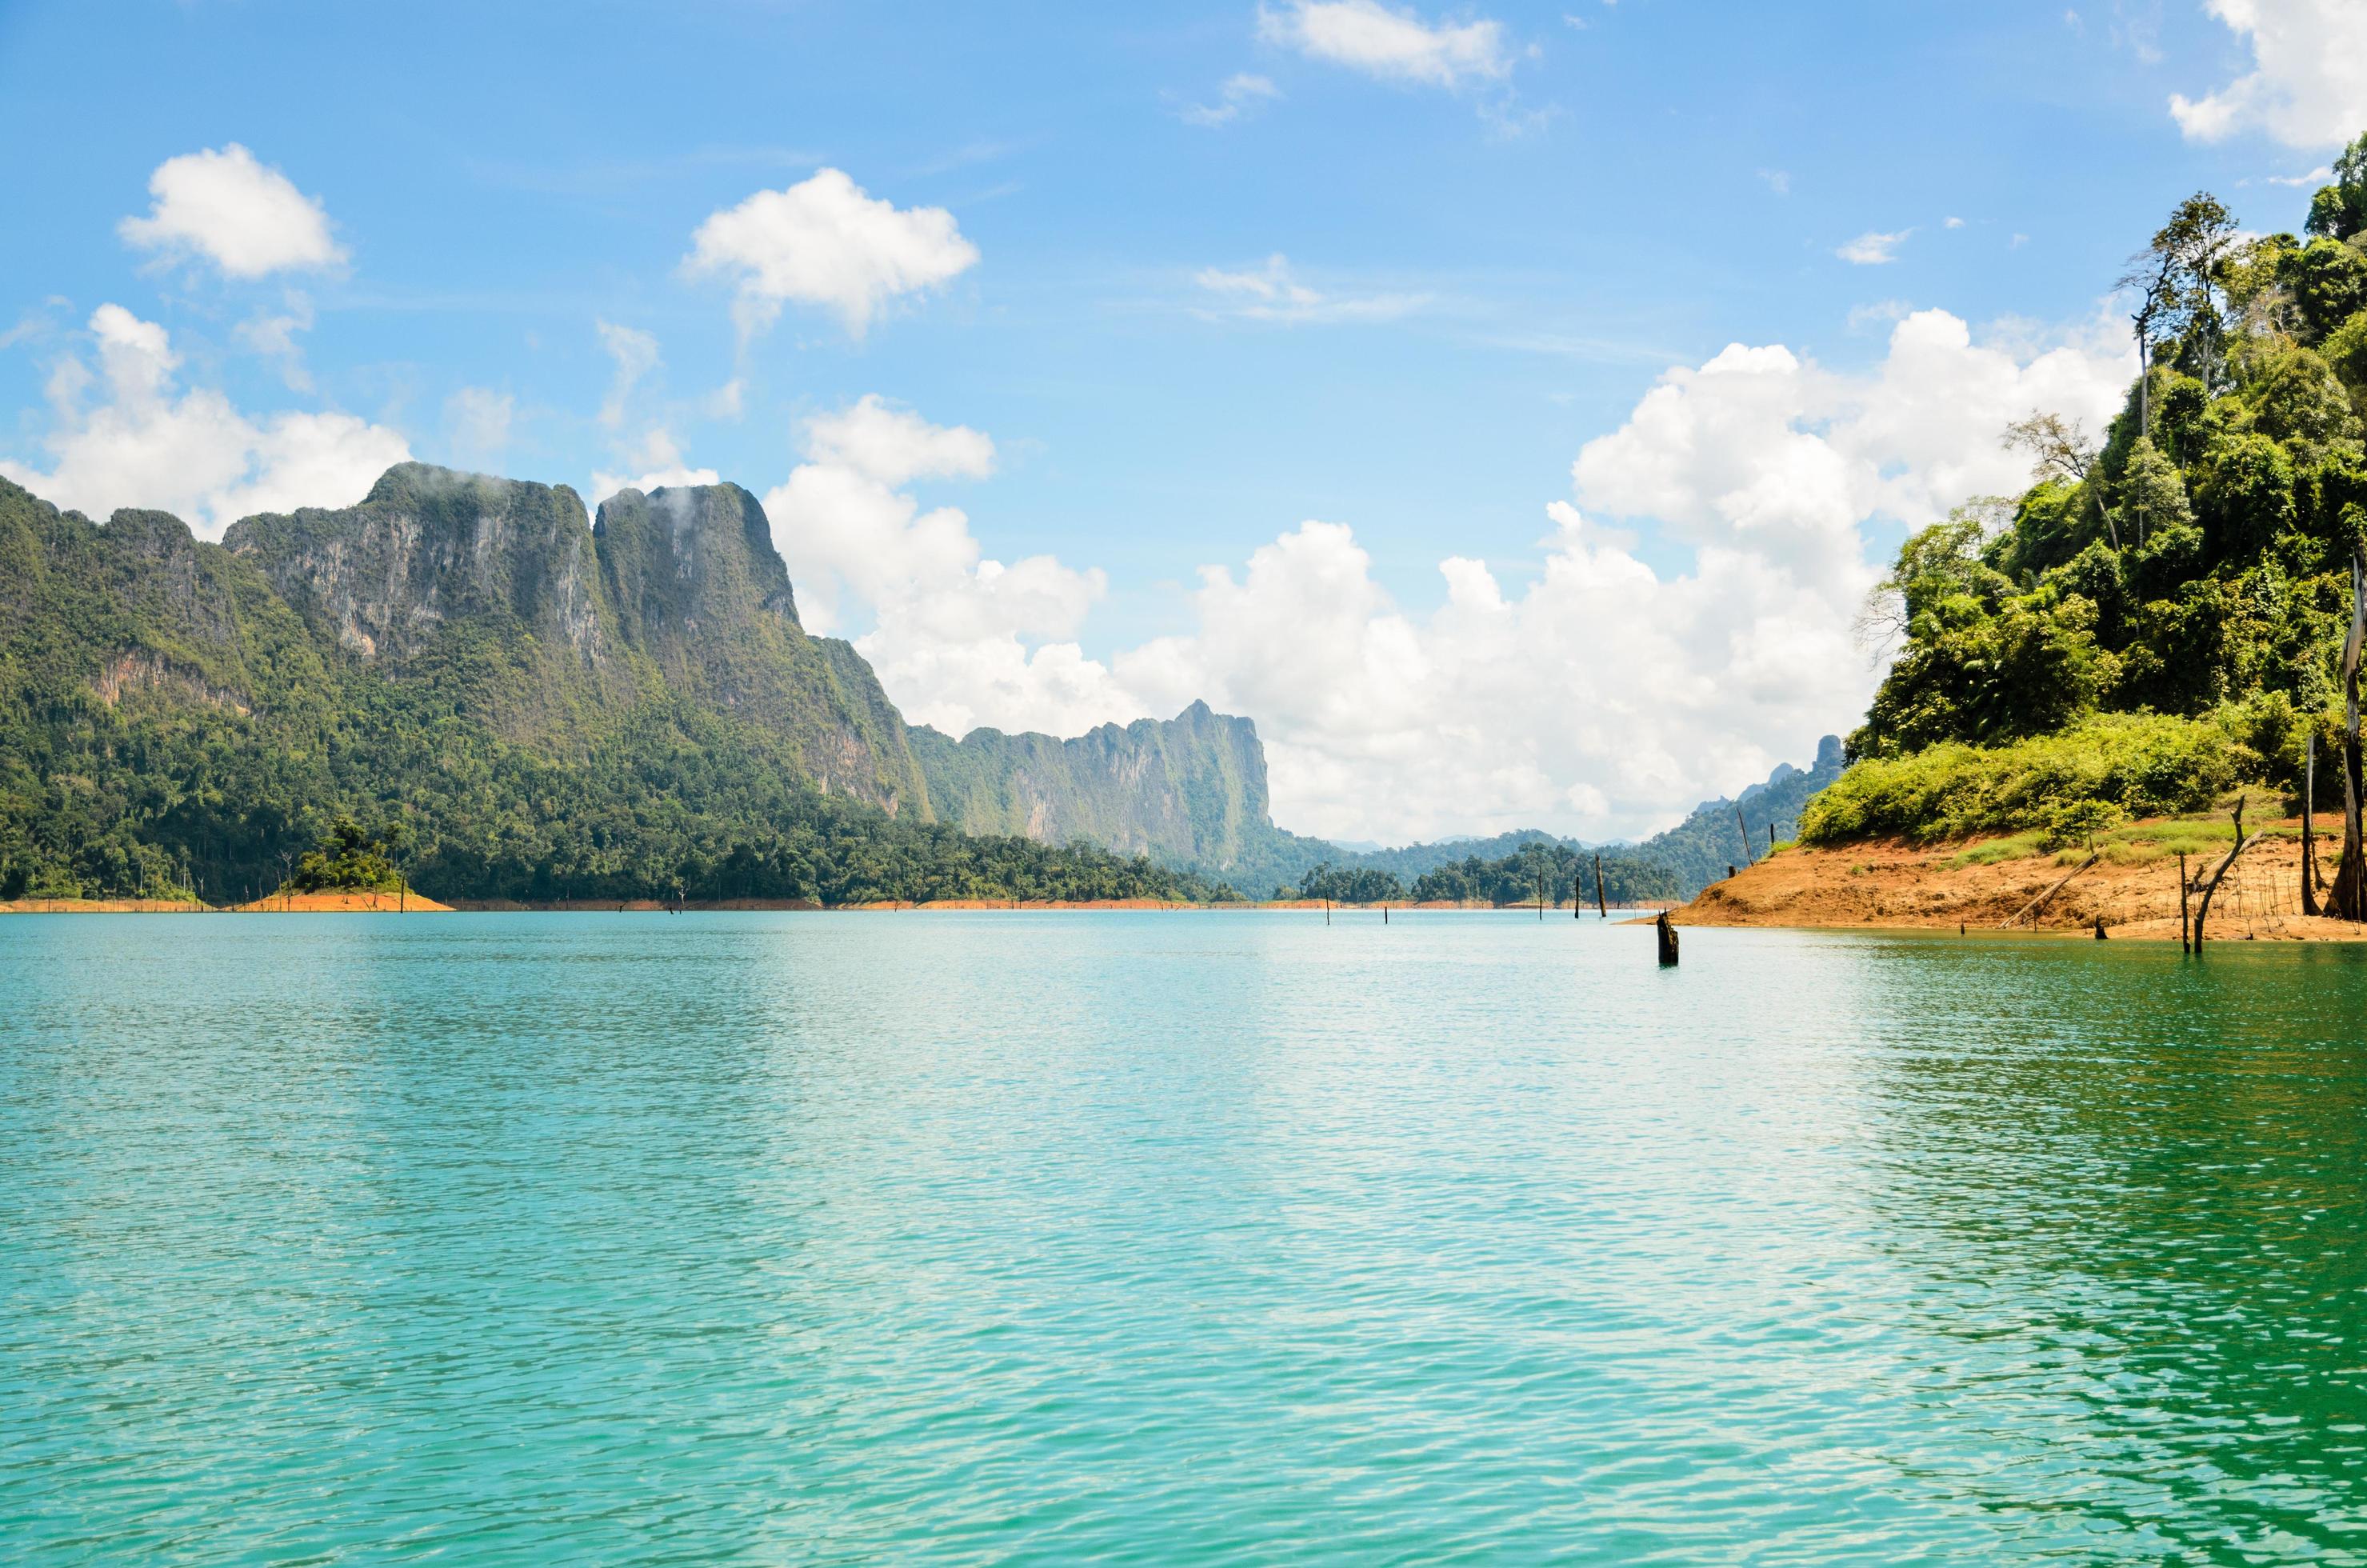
1809;149;2367;849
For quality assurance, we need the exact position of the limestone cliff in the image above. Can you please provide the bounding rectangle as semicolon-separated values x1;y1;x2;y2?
595;483;926;814
913;701;1271;866
226;464;610;667
223;464;926;814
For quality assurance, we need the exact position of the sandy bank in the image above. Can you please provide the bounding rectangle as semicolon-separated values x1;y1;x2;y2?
1669;817;2367;942
234;888;454;913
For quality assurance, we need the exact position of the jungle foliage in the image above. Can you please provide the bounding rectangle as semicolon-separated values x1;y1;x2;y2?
1834;147;2367;838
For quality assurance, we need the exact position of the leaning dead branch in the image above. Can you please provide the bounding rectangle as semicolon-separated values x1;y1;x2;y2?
2002;850;2101;929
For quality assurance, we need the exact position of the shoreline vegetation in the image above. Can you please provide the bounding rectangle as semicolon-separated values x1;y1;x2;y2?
1670;810;2367;942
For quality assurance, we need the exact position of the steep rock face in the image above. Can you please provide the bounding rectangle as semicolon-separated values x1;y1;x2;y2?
913;700;1269;865
210;466;927;814
595;483;928;816
226;464;610;667
597;482;797;652
0;481;327;717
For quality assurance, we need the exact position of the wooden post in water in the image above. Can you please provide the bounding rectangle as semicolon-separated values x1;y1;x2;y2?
1655;910;1679;966
1594;853;1608;919
2179;853;2191;953
2304;731;2322;917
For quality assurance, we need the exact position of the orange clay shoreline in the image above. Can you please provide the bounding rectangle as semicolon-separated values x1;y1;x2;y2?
1665;815;2367;943
2;893;1677;914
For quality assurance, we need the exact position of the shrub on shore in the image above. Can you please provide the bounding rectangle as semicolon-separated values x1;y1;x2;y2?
1799;712;2255;846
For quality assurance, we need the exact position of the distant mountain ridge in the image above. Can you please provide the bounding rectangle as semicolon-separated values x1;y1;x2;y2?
912;701;1269;868
1211;738;1845;900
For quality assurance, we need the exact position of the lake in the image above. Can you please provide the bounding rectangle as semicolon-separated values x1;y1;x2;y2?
5;911;2367;1563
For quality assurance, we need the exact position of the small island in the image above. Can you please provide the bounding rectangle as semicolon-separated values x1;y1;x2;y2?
239;818;450;913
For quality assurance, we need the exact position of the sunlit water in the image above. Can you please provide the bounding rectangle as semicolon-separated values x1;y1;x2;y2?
6;911;2367;1564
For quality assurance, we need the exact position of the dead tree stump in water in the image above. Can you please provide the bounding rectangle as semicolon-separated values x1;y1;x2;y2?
2333;550;2367;922
1656;910;1679;966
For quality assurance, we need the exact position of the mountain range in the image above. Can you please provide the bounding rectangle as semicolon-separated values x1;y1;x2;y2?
0;462;1839;905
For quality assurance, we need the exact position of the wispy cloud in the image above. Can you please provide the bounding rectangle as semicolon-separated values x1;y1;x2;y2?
1836;228;1912;265
1179;73;1282;127
1193;254;1428;323
1757;169;1789;195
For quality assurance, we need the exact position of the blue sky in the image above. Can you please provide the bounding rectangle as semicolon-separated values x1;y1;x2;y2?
1;0;2357;842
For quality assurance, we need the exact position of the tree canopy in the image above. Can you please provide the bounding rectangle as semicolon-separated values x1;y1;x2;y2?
1849;155;2367;813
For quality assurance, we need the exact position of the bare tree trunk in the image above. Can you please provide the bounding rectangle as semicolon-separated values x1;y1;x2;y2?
1734;805;1753;867
1656;910;1679;966
2303;731;2321;918
2335;552;2367;922
2137;330;2150;441
1594;852;1607;919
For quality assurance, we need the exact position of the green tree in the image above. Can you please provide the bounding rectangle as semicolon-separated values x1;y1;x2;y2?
2305;133;2367;240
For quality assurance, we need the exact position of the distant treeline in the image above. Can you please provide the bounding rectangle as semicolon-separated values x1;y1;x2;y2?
1290;839;1681;906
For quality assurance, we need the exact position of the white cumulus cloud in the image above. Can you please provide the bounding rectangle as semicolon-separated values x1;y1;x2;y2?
761;397;1123;738
1258;0;1513;88
685;168;978;338
0;305;407;538
2170;0;2367;148
753;311;2133;845
118;145;346;278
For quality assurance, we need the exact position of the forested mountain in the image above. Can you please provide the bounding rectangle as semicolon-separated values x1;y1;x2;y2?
0;466;1226;904
1807;142;2367;848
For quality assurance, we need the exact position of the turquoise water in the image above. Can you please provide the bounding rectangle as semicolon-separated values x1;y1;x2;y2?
5;912;2367;1564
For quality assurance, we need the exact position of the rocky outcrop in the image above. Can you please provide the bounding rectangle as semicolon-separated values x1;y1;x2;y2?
913;700;1271;866
214;465;930;814
226;465;609;666
595;482;928;815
